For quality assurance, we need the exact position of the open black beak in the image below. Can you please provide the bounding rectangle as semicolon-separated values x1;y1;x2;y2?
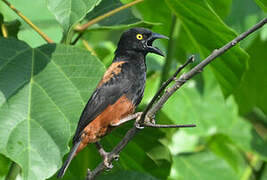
146;32;169;57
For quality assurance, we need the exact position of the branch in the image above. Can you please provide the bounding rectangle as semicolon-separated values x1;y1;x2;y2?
144;123;196;128
71;0;144;45
1;0;54;43
85;17;267;180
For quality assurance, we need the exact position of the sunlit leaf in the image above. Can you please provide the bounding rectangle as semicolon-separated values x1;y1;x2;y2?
165;0;249;96
46;0;101;40
0;0;62;47
170;151;243;180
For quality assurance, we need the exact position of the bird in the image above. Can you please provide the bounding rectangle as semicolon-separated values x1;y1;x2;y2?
57;27;168;178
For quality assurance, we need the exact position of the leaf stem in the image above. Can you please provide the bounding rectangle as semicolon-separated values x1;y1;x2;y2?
5;162;20;180
1;23;8;37
1;0;54;43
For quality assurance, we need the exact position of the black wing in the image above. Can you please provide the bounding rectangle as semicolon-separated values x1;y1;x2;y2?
72;62;134;143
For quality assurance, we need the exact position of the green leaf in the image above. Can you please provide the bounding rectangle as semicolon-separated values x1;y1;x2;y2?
206;0;232;19
84;0;158;31
87;21;159;31
207;134;246;172
97;170;159;180
136;0;172;34
0;0;62;47
0;154;10;178
165;0;249;96
0;38;105;180
46;0;101;42
234;37;267;115
170;151;242;180
254;0;267;12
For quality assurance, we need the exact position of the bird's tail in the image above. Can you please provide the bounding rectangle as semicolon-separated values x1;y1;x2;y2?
57;140;81;178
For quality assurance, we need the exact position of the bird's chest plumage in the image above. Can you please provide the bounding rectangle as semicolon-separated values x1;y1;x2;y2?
123;61;146;106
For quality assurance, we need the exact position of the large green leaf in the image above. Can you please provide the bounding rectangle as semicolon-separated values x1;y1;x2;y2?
207;134;246;172
165;0;249;96
136;0;172;35
169;151;243;180
234;37;267;115
0;38;105;180
206;0;232;19
46;0;101;41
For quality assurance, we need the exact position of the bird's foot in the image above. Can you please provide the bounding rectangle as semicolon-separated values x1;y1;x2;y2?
135;121;144;129
95;142;113;169
102;153;113;169
102;153;120;169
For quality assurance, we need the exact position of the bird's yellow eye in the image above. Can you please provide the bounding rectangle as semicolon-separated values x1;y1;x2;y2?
136;34;143;40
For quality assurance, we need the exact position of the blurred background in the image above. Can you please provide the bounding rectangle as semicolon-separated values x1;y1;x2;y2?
0;0;267;179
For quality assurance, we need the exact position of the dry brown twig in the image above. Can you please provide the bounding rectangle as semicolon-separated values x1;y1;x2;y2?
85;17;267;180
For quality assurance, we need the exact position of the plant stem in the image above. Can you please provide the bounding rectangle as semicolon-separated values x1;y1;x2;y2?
160;15;180;85
1;23;8;37
5;162;20;180
1;0;54;43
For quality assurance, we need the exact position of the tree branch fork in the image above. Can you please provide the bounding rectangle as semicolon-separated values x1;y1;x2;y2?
84;17;267;180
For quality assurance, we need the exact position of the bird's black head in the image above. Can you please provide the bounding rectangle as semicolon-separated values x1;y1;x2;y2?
115;28;168;57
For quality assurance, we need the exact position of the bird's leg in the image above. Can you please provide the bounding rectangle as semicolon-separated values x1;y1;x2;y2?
95;142;119;169
110;112;142;127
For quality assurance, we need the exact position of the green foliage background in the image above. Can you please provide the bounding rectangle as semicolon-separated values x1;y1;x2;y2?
0;0;266;179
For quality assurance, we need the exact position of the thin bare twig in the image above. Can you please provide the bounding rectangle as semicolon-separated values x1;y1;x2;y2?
144;123;196;128
1;0;54;43
71;0;144;45
85;17;267;180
